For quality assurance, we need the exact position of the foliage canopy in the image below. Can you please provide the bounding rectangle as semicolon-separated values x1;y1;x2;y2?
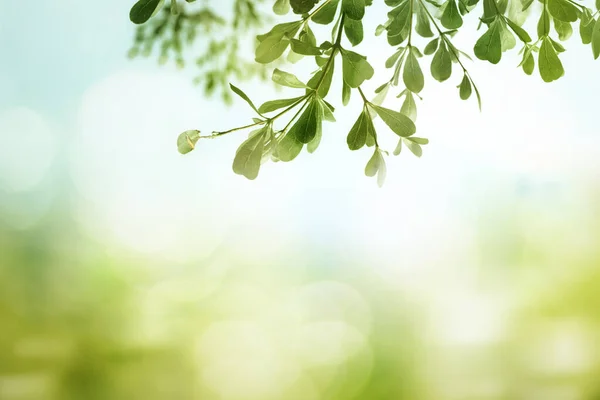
129;0;600;186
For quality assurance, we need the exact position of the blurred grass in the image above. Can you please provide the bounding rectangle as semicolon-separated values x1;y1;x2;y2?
1;189;600;400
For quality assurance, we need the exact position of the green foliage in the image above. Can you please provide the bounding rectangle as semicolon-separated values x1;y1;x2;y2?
129;0;600;186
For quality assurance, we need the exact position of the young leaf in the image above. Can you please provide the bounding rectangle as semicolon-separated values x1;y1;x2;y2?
130;0;164;24
519;47;535;75
344;17;364;46
393;139;403;155
404;139;423;157
232;128;267;180
403;50;425;93
431;43;453;82
370;104;417;137
230;83;262;115
258;96;304;114
459;74;472;100
319;98;336;122
400;91;417;121
365;149;379;176
408;137;429;144
365;149;386;187
538;37;564;81
177;129;201;154
272;68;309;88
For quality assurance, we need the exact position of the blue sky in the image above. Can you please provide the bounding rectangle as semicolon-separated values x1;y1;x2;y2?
1;0;599;264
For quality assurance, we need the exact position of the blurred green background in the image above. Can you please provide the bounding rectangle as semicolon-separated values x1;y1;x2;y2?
2;1;600;399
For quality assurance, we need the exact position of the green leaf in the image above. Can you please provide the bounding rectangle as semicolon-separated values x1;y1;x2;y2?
424;38;439;55
416;4;435;37
400;91;417;121
393;139;402;155
548;0;579;22
580;17;595;44
342;81;352;105
473;81;482;111
407;137;429;144
538;37;564;82
370;104;417;137
272;68;308;88
364;149;386;187
313;0;340;24
404;139;423;157
459;74;472;100
521;0;534;11
403;50;424;93
593;19;600;59
277;131;303;161
274;0;291;15
307;128;322;153
342;0;366;20
232;127;267;180
550;37;565;52
554;19;573;40
258;96;304;114
520;47;535;74
385;49;404;68
291;98;322;143
538;8;551;37
387;1;411;45
307;57;335;97
342;50;375;87
177;129;201;154
319;98;336;122
130;0;164;24
499;20;517;51
430;43;453;82
441;0;463;29
506;18;532;42
344;17;364;46
474;18;502;64
290;39;322;55
347;110;375;150
255;22;302;64
229;83;262;115
291;0;320;14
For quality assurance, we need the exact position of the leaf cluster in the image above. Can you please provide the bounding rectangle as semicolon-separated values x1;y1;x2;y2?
131;0;600;186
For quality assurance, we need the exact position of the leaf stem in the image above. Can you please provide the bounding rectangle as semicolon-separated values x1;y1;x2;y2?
208;120;266;137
